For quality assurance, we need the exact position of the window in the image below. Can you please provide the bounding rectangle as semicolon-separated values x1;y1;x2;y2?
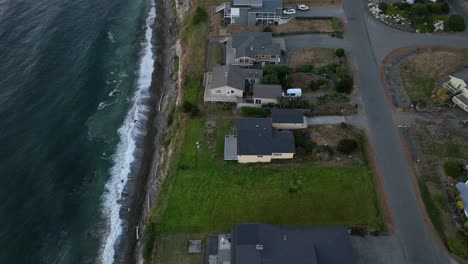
255;99;261;104
271;55;276;58
231;90;235;93
257;155;263;158
273;153;282;156
216;90;221;93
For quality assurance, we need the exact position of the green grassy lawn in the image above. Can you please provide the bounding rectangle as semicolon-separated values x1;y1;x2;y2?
151;118;383;235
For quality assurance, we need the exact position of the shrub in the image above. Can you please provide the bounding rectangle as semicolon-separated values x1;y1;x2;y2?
309;79;328;91
393;2;411;11
427;3;445;14
337;139;358;154
304;140;317;154
335;48;345;57
464;221;468;229
335;76;354;94
263;26;273;32
240;106;267;117
447;15;466;32
411;3;429;17
457;200;464;210
378;2;388;12
193;7;208;24
317;145;334;155
443;160;463;177
294;131;306;147
182;101;199;115
298;64;313;73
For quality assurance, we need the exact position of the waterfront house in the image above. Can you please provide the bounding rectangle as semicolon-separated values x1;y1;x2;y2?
209;223;355;264
216;0;291;27
443;68;468;112
456;181;468;217
226;32;282;67
224;118;295;163
204;65;262;103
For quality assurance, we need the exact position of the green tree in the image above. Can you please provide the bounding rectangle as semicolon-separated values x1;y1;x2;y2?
304;140;317;154
335;76;353;94
193;7;208;24
378;2;388;12
263;26;273;32
411;3;429;17
443;160;463;177
447;15;466;32
335;48;345;57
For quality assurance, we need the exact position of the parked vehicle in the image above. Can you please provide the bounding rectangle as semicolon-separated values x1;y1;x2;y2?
296;4;309;11
282;8;296;15
282;88;302;98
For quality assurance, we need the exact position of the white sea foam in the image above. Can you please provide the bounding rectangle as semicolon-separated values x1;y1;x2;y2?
99;0;156;263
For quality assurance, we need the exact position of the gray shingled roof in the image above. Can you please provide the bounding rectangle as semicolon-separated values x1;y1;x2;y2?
211;65;263;91
253;84;282;99
231;32;281;58
232;0;263;6
231;223;355;264
271;109;304;123
451;68;468;83
250;0;282;12
237;118;294;155
237;118;273;155
272;130;295;153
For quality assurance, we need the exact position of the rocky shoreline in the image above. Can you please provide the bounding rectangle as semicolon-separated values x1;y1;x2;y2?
113;0;181;262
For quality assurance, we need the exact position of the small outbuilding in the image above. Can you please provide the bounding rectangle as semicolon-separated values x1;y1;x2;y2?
271;109;307;129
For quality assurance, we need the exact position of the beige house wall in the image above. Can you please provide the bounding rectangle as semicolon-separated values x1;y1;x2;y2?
212;85;243;97
271;153;294;159
238;155;272;163
272;123;306;130
445;76;468;94
253;97;278;105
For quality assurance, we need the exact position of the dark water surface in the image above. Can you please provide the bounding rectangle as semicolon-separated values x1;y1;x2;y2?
0;0;153;262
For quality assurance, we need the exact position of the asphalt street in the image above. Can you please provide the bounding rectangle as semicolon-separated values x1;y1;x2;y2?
344;0;456;263
278;0;468;262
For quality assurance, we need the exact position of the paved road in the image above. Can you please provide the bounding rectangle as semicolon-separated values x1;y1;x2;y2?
344;0;455;263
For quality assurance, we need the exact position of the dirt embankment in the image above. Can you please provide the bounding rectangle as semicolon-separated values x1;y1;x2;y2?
125;0;180;263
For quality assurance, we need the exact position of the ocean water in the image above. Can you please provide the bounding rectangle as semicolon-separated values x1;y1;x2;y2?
0;0;156;262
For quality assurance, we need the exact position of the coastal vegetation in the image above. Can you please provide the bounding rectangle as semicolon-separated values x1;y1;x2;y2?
144;118;383;262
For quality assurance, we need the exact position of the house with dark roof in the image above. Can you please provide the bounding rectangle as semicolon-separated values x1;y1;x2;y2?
225;118;295;163
443;68;468;112
226;32;282;68
209;223;355;264
271;109;307;129
216;0;291;27
456;181;468;217
252;84;282;105
204;65;262;103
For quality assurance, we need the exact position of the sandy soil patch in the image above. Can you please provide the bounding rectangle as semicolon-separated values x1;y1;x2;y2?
289;48;337;68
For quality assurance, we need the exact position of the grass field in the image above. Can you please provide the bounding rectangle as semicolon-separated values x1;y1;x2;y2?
209;43;223;68
399;48;468;102
150;118;383;236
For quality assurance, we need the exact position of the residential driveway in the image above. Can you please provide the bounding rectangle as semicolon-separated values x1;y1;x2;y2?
306;116;345;125
294;6;344;19
351;236;407;264
343;0;455;262
278;34;349;51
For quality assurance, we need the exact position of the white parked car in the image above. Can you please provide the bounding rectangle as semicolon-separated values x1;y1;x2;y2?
282;8;296;15
296;4;309;11
282;88;302;98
